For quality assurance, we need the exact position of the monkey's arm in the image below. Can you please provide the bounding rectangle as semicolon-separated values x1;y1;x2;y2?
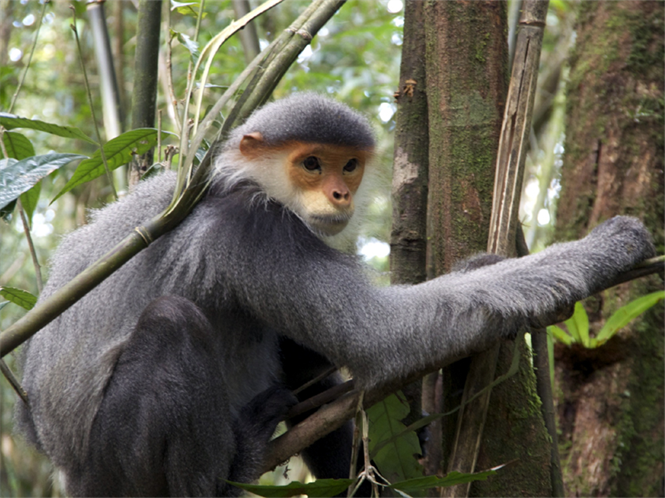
214;196;654;389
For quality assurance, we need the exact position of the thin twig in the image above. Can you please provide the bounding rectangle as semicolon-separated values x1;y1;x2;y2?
70;8;118;201
347;392;364;498
17;200;43;293
292;365;337;396
0;359;29;405
9;1;48;113
158;110;162;163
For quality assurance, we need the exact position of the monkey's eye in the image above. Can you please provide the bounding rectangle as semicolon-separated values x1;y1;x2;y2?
343;158;358;173
303;156;321;172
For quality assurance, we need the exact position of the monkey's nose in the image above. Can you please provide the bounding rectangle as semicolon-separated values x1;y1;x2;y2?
331;189;352;207
332;190;350;202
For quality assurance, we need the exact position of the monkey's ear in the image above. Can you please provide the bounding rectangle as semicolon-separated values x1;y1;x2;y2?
239;132;264;157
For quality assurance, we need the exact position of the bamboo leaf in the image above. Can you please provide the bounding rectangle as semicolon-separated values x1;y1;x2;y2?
2;131;35;160
595;291;665;346
0;287;37;310
0;154;86;211
0;113;96;143
191;0;285;130
389;467;500;492
53;129;173;202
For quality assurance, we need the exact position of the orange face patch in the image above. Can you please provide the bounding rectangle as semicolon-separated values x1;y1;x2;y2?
284;142;370;198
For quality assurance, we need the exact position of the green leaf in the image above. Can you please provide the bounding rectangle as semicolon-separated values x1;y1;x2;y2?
595;291;665;346
2;131;35;160
20;181;42;225
0;287;37;310
548;324;573;346
0;301;10;312
228;478;354;497
0;113;96;144
389;468;499;493
564;302;590;346
0;154;86;211
53;129;173;202
176;31;200;61
170;0;204;17
367;392;424;482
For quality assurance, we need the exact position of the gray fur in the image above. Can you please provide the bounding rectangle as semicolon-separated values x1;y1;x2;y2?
15;95;655;496
225;92;376;151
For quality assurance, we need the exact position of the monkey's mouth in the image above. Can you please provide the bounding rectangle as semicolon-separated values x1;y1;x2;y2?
309;212;353;236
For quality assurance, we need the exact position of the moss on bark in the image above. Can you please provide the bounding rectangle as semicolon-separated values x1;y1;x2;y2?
554;2;664;495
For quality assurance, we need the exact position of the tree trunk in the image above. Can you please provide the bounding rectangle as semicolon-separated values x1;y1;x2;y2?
422;3;505;489
553;2;664;496
390;0;430;478
421;2;552;495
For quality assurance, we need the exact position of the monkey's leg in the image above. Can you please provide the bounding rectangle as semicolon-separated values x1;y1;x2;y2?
65;296;235;497
221;384;298;496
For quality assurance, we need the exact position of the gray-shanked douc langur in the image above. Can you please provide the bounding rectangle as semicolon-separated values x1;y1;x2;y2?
15;93;655;496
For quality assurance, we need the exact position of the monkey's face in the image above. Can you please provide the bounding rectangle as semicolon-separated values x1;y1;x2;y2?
284;142;369;235
239;133;372;236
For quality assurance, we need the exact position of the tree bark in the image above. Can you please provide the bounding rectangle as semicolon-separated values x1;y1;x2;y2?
422;2;506;489
390;0;431;479
423;2;554;495
553;2;664;496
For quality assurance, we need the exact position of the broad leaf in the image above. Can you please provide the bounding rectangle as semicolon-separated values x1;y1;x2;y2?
565;302;590;346
594;291;665;346
2;131;35;160
0;113;96;144
228;478;353;497
53;129;173;202
367;392;424;482
0;154;85;211
0;287;37;310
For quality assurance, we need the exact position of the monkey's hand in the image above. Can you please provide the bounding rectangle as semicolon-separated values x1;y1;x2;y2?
527;216;655;330
580;215;656;290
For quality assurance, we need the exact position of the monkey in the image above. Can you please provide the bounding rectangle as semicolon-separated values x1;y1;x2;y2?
14;93;654;497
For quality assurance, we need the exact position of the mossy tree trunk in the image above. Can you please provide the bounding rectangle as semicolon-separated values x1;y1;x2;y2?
553;2;664;496
390;0;430;477
420;2;552;495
